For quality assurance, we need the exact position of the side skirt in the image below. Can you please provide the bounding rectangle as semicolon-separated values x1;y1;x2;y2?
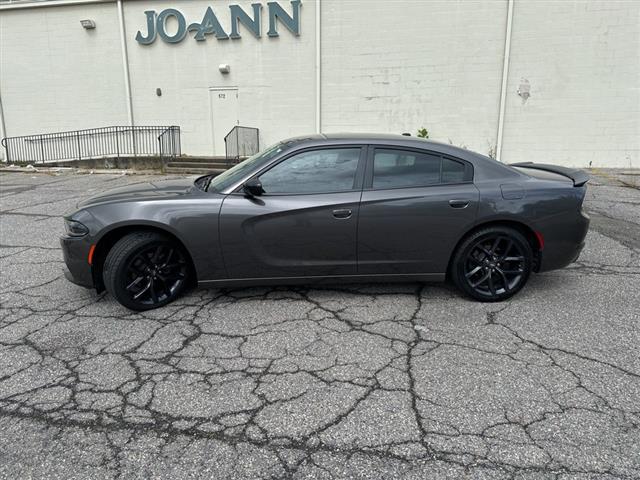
197;273;446;289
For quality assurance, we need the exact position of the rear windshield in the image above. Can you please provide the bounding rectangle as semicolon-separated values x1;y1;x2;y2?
511;166;572;183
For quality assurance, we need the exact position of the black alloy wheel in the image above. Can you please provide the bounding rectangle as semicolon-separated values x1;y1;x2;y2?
452;227;533;302
124;244;186;305
103;232;189;311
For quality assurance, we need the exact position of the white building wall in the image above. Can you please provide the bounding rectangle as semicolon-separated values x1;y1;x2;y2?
0;3;128;136
122;0;317;155
321;0;507;159
0;0;638;167
501;0;640;168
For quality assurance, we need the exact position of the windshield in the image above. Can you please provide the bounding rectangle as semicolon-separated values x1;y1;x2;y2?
205;142;290;192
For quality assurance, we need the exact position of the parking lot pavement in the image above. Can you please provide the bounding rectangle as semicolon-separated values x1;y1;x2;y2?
0;170;638;480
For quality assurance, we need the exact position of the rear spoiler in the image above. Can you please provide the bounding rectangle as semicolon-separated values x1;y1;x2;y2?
510;162;589;187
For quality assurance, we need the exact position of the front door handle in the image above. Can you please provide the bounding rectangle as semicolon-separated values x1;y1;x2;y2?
449;199;470;209
332;208;352;219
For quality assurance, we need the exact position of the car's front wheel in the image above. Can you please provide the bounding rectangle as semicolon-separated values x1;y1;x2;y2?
103;231;189;311
451;226;533;302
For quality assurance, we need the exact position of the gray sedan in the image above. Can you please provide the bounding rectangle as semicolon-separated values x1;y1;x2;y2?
61;134;590;310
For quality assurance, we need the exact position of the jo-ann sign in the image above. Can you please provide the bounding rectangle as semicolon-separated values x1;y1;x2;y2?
135;1;302;45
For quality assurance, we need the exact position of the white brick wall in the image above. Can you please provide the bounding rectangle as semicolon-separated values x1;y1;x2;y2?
501;0;640;168
320;0;507;159
0;0;638;167
123;0;316;155
0;3;128;136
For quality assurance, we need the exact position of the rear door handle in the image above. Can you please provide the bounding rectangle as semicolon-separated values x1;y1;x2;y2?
332;208;352;219
449;200;470;209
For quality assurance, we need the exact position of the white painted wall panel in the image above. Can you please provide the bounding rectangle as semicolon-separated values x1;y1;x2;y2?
320;0;507;158
122;0;316;156
0;3;128;137
501;0;640;168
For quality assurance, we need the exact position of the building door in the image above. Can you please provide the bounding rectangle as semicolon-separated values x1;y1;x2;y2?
209;87;239;156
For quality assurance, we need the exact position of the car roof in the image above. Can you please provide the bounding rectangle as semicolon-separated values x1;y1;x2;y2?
286;132;443;144
279;132;521;182
283;132;476;159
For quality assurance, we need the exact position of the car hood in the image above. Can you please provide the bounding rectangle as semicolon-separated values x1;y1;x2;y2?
77;178;197;209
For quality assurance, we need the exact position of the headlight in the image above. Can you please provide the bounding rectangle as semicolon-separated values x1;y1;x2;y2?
64;219;89;237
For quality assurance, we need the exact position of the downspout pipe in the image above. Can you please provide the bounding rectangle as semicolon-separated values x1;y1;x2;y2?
496;0;514;162
117;0;134;127
315;0;321;133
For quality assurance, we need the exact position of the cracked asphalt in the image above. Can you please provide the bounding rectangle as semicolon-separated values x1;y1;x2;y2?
0;169;639;479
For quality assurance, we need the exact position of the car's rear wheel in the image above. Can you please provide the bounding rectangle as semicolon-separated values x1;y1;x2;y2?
103;232;189;311
451;226;532;302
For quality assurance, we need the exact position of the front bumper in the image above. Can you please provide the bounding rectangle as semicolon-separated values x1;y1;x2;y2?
60;235;94;288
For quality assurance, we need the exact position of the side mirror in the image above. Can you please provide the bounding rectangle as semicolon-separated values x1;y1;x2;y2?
243;177;264;197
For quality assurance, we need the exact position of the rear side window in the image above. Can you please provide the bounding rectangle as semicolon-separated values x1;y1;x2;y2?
441;158;466;184
372;148;470;189
373;150;441;189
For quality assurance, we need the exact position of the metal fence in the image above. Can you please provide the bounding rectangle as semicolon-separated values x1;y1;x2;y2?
158;126;181;161
224;126;259;161
1;126;181;164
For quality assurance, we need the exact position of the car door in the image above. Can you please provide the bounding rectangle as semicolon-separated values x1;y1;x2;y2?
219;146;366;279
357;146;479;275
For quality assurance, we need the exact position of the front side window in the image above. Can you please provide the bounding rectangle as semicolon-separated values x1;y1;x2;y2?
372;149;470;189
207;142;290;192
259;148;360;194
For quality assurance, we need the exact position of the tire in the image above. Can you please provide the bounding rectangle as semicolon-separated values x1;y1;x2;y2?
103;231;189;311
451;226;533;302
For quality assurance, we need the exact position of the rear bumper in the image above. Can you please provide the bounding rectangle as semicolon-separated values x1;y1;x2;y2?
60;235;94;288
539;240;585;272
538;211;590;272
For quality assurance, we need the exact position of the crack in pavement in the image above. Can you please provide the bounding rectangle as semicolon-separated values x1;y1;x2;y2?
0;171;639;479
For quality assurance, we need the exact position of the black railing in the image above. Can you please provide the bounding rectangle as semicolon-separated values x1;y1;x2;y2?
158;126;181;161
224;126;259;161
1;126;181;164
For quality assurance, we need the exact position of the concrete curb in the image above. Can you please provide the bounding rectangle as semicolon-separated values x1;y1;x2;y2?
0;165;162;175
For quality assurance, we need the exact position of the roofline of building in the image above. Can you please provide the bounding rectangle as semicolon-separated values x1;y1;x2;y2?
0;0;116;11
